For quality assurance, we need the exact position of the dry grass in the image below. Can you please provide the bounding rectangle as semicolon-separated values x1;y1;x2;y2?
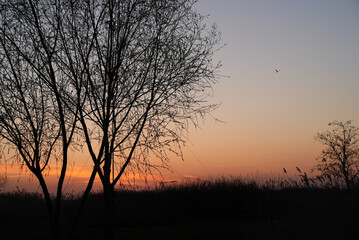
1;176;358;239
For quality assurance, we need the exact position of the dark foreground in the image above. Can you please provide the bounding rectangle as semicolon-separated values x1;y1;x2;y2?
1;179;358;240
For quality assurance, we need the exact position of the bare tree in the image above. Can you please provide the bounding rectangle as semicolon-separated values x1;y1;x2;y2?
0;0;221;239
0;1;90;239
314;120;359;192
56;0;221;239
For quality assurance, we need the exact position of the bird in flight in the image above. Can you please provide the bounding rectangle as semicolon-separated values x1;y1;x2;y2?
275;69;279;73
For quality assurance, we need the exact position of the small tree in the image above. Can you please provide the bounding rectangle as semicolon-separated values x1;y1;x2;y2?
314;120;359;192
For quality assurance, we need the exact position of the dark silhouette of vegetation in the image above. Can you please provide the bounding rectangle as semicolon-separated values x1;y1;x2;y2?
0;0;95;238
1;177;358;240
0;0;220;239
54;1;221;239
314;120;359;193
0;5;71;239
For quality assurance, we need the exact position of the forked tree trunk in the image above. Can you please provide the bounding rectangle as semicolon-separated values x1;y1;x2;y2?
36;173;61;240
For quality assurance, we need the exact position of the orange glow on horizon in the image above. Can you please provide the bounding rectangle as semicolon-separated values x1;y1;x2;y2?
0;163;189;193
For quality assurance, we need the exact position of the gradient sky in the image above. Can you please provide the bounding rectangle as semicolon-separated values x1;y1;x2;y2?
174;0;359;178
2;0;359;193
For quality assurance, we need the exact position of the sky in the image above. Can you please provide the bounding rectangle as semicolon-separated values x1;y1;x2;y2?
174;0;359;178
1;0;359;193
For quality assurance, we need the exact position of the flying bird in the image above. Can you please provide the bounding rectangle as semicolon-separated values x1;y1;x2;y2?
275;69;279;73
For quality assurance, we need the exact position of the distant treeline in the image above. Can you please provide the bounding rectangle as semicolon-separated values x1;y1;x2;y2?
1;177;358;240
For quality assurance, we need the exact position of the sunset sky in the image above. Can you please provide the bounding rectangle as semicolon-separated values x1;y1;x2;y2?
174;0;359;180
2;0;359;193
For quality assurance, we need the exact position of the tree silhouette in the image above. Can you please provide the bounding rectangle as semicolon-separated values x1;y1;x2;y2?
59;0;221;239
314;120;359;192
0;1;93;239
0;0;221;239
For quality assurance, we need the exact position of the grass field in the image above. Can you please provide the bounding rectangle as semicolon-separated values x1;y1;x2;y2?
1;177;358;239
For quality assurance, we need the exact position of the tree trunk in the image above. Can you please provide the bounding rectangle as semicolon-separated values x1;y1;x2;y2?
66;168;97;239
104;183;115;240
37;173;61;240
